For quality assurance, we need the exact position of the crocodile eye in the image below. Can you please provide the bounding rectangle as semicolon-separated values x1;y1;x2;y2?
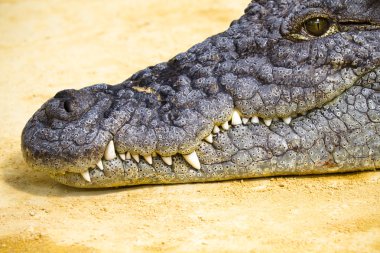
304;17;330;37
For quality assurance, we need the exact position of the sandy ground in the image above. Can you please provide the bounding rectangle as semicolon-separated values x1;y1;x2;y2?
0;0;379;252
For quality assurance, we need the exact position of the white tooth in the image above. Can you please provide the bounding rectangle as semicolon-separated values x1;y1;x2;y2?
132;154;140;163
144;155;153;165
251;116;260;124
231;110;242;126
242;118;249;124
264;119;272;127
96;160;104;171
183;151;201;170
104;140;117;160
222;121;230;131
81;170;91;182
162;156;173;166
126;152;131;160
119;153;126;161
213;126;220;134
283;116;292;125
205;134;213;143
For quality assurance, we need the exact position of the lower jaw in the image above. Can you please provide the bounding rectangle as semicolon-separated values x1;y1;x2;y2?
51;157;377;188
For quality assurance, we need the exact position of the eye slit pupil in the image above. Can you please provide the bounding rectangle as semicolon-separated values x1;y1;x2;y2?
304;17;330;37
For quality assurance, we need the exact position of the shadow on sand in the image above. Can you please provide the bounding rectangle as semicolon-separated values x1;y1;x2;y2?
1;152;157;197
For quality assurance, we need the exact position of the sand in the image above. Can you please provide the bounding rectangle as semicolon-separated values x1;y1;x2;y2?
0;0;379;252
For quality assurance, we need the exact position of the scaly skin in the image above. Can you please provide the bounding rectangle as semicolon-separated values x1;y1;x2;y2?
22;0;380;188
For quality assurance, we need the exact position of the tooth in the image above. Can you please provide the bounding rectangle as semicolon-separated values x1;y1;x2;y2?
119;153;126;161
104;140;117;160
144;155;153;165
132;154;140;163
213;126;220;134
205;134;213;143
264;119;272;127
162;156;173;166
183;151;201;170
231;110;242;126
81;170;91;182
222;121;230;130
283;116;292;125
126;152;131;160
242;118;249;124
251;116;260;124
96;160;104;171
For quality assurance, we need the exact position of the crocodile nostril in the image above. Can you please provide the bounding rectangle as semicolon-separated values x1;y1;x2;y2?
63;100;74;113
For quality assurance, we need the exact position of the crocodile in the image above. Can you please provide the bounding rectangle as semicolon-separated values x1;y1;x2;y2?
22;0;380;188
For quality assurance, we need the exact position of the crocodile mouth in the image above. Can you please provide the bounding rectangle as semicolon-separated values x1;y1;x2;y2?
76;109;302;183
58;67;380;185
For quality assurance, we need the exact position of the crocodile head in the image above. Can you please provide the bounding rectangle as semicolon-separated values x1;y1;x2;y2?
22;0;380;188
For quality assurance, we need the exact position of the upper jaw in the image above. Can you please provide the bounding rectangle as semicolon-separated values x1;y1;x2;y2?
43;66;380;185
23;65;380;183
